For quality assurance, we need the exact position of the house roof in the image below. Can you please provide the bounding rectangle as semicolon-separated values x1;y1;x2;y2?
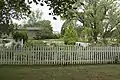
14;27;41;31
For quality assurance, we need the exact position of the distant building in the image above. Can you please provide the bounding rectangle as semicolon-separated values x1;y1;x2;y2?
15;27;40;39
1;27;60;40
1;27;40;39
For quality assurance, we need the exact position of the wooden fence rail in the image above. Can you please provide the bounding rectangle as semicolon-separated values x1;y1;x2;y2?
0;46;120;65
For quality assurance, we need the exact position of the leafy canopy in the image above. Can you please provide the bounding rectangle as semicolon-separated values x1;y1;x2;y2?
0;0;31;36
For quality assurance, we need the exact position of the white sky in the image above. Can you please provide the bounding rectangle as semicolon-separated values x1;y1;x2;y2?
13;3;64;32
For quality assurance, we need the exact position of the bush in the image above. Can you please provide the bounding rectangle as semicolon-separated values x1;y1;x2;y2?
88;36;93;43
21;32;28;44
24;40;33;47
34;29;53;40
52;34;61;39
32;40;46;45
116;38;120;43
63;26;78;45
13;31;28;44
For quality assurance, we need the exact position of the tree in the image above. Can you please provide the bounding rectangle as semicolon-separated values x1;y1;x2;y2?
0;0;31;35
100;2;120;41
0;24;14;38
27;0;82;19
60;0;119;44
61;19;76;36
80;27;93;42
24;10;53;39
34;20;53;39
1;0;119;43
111;26;120;43
0;0;83;23
60;0;84;36
84;0;120;43
25;10;43;27
29;0;119;44
63;26;78;45
75;23;84;38
0;0;79;39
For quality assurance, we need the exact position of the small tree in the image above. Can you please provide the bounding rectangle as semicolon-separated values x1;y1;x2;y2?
13;32;28;44
63;26;78;45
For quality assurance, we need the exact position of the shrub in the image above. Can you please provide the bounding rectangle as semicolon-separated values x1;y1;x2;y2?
33;40;46;45
88;36;93;43
24;40;33;47
63;26;78;45
52;34;61;39
116;38;120;43
21;32;28;44
13;31;28;44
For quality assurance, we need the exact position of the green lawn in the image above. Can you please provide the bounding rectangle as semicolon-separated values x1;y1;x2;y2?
0;65;120;80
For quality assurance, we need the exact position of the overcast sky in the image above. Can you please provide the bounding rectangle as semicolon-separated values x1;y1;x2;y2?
13;3;64;32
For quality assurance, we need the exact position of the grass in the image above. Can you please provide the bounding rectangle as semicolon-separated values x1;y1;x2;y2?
0;65;120;80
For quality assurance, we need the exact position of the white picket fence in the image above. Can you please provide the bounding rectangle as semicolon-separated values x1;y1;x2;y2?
0;45;120;65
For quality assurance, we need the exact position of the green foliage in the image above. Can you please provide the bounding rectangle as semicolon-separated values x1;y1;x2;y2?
0;0;31;35
116;37;120;44
75;25;84;38
24;10;43;27
101;39;108;45
63;26;78;45
32;20;53;40
28;0;78;19
24;10;53;40
26;0;120;45
24;40;33;47
13;32;20;41
36;29;53;39
52;34;61;39
0;0;31;39
84;0;120;43
33;40;46;45
22;32;28;44
60;0;119;44
1;0;119;45
88;36;94;43
0;0;78;38
24;40;47;47
0;24;14;37
13;32;28;44
61;19;76;36
80;27;93;41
